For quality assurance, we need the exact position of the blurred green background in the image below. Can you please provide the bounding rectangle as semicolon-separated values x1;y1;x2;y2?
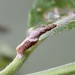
0;0;75;75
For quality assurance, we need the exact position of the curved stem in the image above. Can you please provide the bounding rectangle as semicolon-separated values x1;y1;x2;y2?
0;52;30;75
28;62;75;75
0;14;75;75
0;55;26;75
0;40;42;75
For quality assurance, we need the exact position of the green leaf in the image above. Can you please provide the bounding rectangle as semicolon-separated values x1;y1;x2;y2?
55;0;75;8
28;0;55;28
28;0;75;29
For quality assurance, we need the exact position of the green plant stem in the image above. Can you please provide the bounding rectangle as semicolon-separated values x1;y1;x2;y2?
0;41;42;75
27;62;75;75
0;53;29;75
0;55;27;75
0;14;75;75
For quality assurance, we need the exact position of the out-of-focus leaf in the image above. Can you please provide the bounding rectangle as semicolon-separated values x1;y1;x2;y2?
28;0;56;28
28;0;75;29
0;56;12;69
55;0;75;8
0;44;15;69
70;0;75;7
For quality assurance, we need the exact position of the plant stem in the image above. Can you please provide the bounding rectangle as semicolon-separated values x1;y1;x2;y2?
27;62;75;75
0;41;42;75
0;14;75;75
0;52;30;75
